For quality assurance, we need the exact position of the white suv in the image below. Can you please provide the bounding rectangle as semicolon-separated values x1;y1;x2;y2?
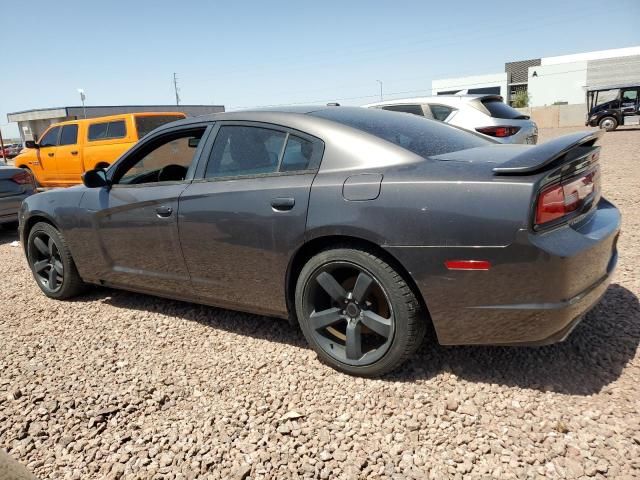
363;95;538;144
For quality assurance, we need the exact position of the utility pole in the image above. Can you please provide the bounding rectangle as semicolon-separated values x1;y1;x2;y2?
0;126;6;162
376;80;383;101
173;73;181;106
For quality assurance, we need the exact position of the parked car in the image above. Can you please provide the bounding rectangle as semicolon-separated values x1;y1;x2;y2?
19;107;619;376
13;112;186;187
364;94;538;144
6;144;24;158
0;164;36;228
586;83;640;131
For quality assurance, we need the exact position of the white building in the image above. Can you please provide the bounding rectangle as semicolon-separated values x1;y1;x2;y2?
432;46;640;108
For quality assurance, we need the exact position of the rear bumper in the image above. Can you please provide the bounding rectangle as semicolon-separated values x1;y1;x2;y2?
386;198;620;345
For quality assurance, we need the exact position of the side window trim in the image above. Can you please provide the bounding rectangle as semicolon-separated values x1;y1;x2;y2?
193;120;324;181
107;123;213;187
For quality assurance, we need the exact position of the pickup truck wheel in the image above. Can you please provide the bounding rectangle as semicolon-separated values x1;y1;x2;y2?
22;167;41;188
599;116;618;131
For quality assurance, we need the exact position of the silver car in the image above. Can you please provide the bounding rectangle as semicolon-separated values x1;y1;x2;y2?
364;94;538;144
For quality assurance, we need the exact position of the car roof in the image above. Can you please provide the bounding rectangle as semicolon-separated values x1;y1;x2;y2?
362;94;502;108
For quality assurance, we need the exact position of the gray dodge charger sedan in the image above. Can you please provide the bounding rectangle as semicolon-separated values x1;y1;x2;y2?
18;107;620;376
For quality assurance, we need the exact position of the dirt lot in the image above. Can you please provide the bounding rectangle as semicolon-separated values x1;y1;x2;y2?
1;128;639;480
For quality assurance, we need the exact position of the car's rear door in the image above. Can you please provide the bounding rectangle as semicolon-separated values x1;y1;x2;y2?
54;123;83;184
178;122;323;317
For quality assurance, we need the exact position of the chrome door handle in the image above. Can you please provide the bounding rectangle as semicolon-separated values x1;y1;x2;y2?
155;206;173;217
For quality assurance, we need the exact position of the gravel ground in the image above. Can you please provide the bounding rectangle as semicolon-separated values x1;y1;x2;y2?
1;127;639;480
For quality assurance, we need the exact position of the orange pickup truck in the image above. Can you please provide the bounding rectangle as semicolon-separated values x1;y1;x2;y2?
14;112;185;187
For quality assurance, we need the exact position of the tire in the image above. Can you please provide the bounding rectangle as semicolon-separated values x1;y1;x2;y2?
598;116;618;131
295;247;425;377
22;167;41;189
27;222;86;299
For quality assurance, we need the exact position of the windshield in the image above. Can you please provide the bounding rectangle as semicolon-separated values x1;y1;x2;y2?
310;107;492;159
593;89;620;108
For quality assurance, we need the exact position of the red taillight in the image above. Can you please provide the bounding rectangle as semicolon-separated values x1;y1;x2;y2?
476;126;521;137
11;170;33;185
535;169;598;227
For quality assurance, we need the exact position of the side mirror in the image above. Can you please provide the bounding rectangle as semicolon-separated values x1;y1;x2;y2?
25;140;39;149
82;169;110;188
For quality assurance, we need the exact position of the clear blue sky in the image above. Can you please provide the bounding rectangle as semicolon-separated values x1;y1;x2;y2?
1;0;639;138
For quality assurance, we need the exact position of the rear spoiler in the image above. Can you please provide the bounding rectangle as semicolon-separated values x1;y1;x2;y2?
493;130;603;175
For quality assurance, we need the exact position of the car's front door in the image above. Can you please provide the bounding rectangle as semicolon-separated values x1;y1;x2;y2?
179;122;324;316
79;125;210;296
32;126;60;184
55;123;83;184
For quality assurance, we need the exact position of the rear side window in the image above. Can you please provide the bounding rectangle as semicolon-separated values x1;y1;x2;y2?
480;99;526;119
39;127;60;147
311;108;491;158
206;126;286;178
88;120;127;141
428;105;454;121
59;125;78;145
135;115;184;138
380;104;424;116
281;135;315;172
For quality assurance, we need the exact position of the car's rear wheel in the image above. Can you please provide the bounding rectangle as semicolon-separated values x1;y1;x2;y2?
599;116;618;131
295;247;425;377
27;222;85;299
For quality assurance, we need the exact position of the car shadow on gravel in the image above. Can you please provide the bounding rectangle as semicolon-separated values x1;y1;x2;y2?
74;283;638;396
0;226;19;246
389;283;640;395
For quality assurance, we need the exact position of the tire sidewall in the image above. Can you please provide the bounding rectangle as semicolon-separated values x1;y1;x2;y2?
599;116;618;131
27;222;78;299
295;248;418;376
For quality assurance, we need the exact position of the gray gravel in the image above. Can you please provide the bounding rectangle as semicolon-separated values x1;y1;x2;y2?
1;127;639;479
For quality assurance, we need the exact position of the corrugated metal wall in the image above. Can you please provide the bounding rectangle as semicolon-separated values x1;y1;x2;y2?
587;55;640;88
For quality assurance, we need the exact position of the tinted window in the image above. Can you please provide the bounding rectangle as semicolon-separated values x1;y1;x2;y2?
428;105;454;121
59;125;78;145
481;99;526;119
206;126;286;178
118;129;205;185
280;135;315;172
39;127;60;147
381;104;424;116
621;90;638;103
108;121;126;138
88;120;126;141
135;115;183;138
311;108;491;158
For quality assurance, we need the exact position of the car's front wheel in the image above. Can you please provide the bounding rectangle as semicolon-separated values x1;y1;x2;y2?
598;116;618;131
295;247;425;377
27;222;85;299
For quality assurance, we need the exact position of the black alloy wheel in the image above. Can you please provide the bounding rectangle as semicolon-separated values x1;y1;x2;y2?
296;248;425;376
30;231;64;293
27;222;85;299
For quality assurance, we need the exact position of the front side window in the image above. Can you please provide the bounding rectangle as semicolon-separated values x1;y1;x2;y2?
39;127;60;147
381;104;424;116
116;128;205;185
205;126;286;178
622;89;638;103
88;120;127;141
428;105;454;121
59;125;79;145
